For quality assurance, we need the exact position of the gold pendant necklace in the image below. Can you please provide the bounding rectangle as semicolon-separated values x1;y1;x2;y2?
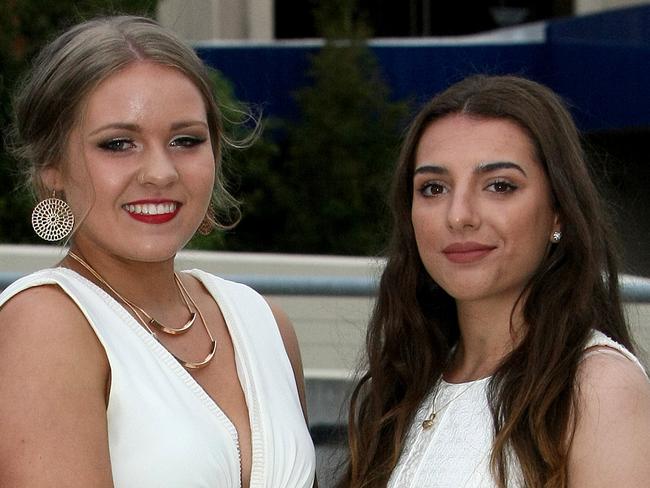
421;381;474;430
68;251;217;370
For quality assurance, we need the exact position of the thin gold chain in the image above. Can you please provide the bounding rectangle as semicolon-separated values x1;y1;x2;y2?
67;251;217;369
69;251;196;335
421;381;474;430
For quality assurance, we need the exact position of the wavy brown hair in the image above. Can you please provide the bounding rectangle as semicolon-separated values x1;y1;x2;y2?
338;75;632;488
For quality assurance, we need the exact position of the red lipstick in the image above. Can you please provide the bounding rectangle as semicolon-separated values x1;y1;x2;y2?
122;199;180;224
442;242;496;264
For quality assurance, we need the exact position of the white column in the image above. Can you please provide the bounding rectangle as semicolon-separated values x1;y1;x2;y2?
157;0;274;41
246;0;274;40
157;0;216;41
574;0;650;15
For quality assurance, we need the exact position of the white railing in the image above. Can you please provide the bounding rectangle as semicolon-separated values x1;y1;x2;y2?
2;271;650;301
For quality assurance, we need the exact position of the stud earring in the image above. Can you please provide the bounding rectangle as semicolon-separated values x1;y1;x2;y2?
31;190;74;241
551;230;562;243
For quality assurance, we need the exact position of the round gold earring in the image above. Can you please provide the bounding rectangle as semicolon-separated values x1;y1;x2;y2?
31;191;74;241
197;207;216;236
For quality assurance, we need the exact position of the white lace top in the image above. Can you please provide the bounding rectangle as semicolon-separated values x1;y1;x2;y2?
387;330;646;488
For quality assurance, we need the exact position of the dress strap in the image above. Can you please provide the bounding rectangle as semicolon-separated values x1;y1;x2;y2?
583;330;647;376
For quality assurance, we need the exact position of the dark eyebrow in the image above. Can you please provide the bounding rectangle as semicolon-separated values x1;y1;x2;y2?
413;161;527;178
476;161;527;177
413;165;447;176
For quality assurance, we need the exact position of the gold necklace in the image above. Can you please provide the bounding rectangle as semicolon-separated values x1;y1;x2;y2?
421;380;474;430
69;251;195;335
129;275;197;335
68;251;217;370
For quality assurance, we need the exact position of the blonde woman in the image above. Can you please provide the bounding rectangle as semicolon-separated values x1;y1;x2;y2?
0;16;315;487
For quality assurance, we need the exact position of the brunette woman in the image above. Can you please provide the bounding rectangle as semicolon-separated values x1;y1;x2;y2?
339;75;650;487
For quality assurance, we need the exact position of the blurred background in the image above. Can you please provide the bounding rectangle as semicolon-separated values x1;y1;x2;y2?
1;0;649;274
1;1;649;485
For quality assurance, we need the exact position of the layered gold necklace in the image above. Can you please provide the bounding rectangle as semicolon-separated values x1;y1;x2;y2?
68;251;217;369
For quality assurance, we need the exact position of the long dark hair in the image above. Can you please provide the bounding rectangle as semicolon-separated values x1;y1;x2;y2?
339;75;632;487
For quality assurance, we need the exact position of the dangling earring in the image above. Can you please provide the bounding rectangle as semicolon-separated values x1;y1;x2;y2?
31;190;74;241
197;206;216;236
551;230;562;243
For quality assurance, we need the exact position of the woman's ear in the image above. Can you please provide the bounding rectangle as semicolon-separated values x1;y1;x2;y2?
39;164;64;194
549;212;563;244
552;212;562;235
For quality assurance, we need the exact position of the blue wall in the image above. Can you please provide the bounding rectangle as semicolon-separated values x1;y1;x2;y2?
197;5;650;132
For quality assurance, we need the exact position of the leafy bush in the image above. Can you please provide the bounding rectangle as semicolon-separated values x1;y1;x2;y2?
223;0;409;255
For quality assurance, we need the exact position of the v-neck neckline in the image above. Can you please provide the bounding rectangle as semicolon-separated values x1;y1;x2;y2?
59;266;260;487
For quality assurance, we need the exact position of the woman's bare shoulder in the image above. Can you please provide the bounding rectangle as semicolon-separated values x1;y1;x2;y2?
568;347;650;487
577;345;648;400
1;283;105;348
0;283;110;396
264;298;309;417
0;284;113;486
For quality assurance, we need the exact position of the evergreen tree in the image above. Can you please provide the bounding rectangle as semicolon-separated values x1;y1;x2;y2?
279;0;408;255
187;70;280;251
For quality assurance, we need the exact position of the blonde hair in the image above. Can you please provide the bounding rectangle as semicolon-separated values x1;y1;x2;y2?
9;15;239;228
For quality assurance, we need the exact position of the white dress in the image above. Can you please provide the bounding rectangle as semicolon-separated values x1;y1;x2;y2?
387;330;647;487
0;267;316;488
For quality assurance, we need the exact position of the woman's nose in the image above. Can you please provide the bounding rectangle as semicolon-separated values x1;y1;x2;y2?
446;188;480;231
137;148;179;187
